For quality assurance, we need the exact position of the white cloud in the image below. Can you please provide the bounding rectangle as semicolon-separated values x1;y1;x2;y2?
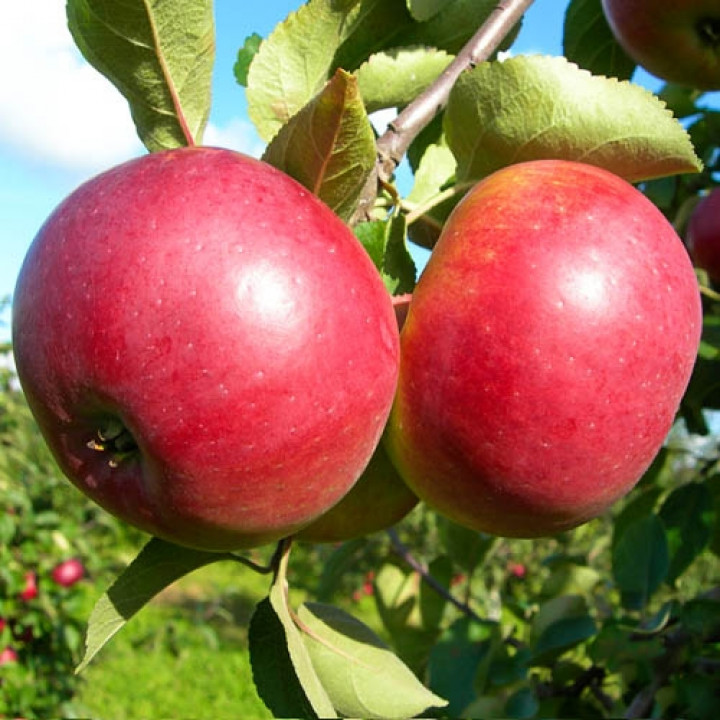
0;1;142;173
0;0;264;174
203;118;266;158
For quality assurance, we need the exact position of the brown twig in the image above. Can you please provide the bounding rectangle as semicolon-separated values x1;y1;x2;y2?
386;527;487;625
376;0;536;183
353;0;535;223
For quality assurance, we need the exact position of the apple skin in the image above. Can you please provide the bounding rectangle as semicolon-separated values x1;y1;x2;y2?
601;0;720;89
12;147;399;551
686;187;720;282
51;559;85;588
297;293;418;543
386;160;702;538
295;439;418;543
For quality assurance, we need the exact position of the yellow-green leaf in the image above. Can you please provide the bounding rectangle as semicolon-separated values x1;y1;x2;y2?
355;47;454;113
298;602;448;719
445;55;702;183
67;0;214;152
263;70;376;222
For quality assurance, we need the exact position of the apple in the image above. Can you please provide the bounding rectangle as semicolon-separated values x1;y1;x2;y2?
686;187;720;282
601;0;720;89
295;439;418;542
18;572;37;602
51;559;85;588
0;647;18;665
12;146;400;551
386;159;702;538
296;294;418;543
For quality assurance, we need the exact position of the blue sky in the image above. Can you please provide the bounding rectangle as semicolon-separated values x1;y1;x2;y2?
0;0;643;340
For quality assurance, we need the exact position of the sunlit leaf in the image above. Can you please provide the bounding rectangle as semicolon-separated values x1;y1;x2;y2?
445;55;702;183
67;0;214;151
355;217;416;294
263;70;376;222
298;602;448;719
77;538;231;672
406;0;445;21
356;48;454;113
234;33;263;87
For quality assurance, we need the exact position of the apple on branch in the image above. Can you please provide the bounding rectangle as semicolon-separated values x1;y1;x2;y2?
12;147;400;552
686;186;720;282
601;0;720;89
386;160;702;538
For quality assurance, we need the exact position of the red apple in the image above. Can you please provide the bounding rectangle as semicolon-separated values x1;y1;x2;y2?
686;187;720;282
296;294;417;543
386;160;701;538
18;572;37;602
601;0;720;89
295;439;418;542
0;647;18;665
12;147;399;551
51;558;85;588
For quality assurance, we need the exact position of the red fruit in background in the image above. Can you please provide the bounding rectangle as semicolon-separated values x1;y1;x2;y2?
51;558;85;588
386;160;701;538
18;572;37;602
509;563;527;579
12;147;400;551
601;0;720;89
686;187;720;282
0;647;18;664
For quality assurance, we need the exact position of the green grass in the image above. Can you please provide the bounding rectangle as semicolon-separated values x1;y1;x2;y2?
70;560;276;719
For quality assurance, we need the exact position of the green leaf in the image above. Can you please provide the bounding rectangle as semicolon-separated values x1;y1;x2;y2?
531;615;596;665
77;538;232;672
563;0;636;80
399;0;521;56
66;0;214;152
354;217;416;294
419;555;453;631
265;580;336;718
428;617;497;716
248;597;321;719
247;0;411;141
298;602;448;719
372;558;436;674
445;55;702;183
234;33;263;87
612;514;669;610
436;516;496;573
355;47;454;113
406;0;445;21
659;482;713;584
505;686;539;720
262;69;376;222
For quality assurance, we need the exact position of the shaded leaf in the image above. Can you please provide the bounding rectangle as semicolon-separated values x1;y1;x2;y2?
298;602;447;719
531;615;596;665
428;617;497;716
505;686;539;720
248;597;319;719
354;217;416;294
445;55;702;183
77;538;232;672
67;0;214;151
659;482;713;584
356;47;454;113
612;514;669;610
419;555;453;631
263;70;376;222
436;516;496;573
234;33;263;87
563;0;635;80
406;0;445;21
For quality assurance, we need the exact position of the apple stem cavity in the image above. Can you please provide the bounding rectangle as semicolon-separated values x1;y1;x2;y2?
87;419;139;467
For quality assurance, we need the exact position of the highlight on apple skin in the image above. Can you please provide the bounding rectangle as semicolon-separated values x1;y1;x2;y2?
601;0;720;90
386;159;702;539
12;146;400;552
